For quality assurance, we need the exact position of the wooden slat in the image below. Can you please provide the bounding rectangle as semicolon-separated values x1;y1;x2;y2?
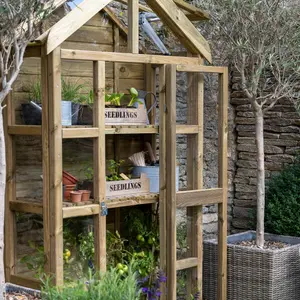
62;127;99;138
106;198;157;209
173;0;209;20
217;68;228;300
177;188;223;207
105;125;158;134
165;64;177;299
186;63;204;297
128;0;139;53
10;274;41;290
145;0;211;62
48;47;63;285
8;125;42;135
10;200;43;215
176;125;199;134
93;61;107;273
42;0;114;54
4;92;16;281
61;49;203;65
158;65;167;300
41;46;51;274
177;65;225;74
113;24;120;92
63;204;100;218
176;257;198;271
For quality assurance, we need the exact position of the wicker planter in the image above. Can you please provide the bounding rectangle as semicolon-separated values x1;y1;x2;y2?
203;231;300;300
5;283;40;298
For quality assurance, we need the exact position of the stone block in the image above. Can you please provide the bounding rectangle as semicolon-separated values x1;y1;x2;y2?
265;118;294;126
265;161;283;171
235;192;256;200
239;152;257;161
280;126;300;133
265;139;299;147
237;112;254;118
264;112;282;118
230;98;249;105
233;176;250;184
232;218;253;229
236;160;257;169
237;137;255;144
233;199;256;207
235;168;257;177
237;125;255;132
285;147;300;155
235;184;256;193
204;222;218;234
203;213;218;224
280;133;300;140
282;112;300;119
236;104;252;111
265;154;295;163
233;206;254;219
231;91;246;98
235;117;255;125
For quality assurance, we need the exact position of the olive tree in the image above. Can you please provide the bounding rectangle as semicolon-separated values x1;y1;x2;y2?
0;0;56;295
196;0;300;247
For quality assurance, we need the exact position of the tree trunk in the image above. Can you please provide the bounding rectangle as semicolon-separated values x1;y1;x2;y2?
255;108;265;248
0;106;5;298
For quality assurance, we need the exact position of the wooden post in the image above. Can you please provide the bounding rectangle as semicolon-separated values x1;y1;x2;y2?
4;91;16;281
158;65;167;299
93;61;106;272
186;65;204;296
217;68;228;300
41;46;51;274
128;0;139;53
48;46;63;285
165;64;177;299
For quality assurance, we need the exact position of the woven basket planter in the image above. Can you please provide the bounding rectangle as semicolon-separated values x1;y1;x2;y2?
5;283;40;297
203;231;300;300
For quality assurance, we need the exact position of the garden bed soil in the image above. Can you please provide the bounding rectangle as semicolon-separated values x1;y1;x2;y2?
6;291;41;300
203;231;300;300
5;284;41;300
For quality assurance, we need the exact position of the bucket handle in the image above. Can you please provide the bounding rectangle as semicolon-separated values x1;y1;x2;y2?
142;92;158;115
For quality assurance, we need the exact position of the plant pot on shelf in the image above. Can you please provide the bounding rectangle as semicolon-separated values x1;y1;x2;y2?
21;103;42;125
132;165;179;193
78;190;91;201
70;191;82;203
203;231;300;300
64;184;77;201
63;171;78;185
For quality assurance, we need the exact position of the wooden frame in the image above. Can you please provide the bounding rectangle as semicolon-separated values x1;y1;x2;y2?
4;10;228;297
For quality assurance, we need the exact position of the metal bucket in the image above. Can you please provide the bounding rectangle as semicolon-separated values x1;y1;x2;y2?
132;165;179;193
61;100;72;126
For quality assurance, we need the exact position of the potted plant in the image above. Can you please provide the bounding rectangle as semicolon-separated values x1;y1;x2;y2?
77;88;150;126
21;81;42;125
203;1;300;299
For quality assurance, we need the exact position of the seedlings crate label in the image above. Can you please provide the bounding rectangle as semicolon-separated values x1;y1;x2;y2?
106;173;150;198
105;105;148;125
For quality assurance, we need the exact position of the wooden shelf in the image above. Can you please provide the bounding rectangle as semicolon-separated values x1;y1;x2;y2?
8;125;159;137
12;193;159;218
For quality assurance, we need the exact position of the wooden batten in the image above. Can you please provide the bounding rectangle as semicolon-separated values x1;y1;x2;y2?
165;64;177;299
128;0;139;53
217;68;228;300
93;61;107;273
48;47;64;285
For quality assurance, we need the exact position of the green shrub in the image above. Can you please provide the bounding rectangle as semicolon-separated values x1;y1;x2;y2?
42;264;141;300
265;156;300;236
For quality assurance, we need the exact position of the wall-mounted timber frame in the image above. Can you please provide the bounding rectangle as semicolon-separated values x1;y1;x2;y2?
4;45;228;300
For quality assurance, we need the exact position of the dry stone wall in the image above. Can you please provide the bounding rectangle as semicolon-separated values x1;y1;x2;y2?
231;71;300;231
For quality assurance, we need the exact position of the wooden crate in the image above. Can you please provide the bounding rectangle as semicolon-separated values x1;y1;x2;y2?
105;104;148;125
106;173;150;198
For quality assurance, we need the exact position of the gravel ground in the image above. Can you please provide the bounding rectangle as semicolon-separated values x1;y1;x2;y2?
235;240;290;250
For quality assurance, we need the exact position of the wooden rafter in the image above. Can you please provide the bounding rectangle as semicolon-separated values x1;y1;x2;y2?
38;0;114;54
145;0;212;62
116;0;209;21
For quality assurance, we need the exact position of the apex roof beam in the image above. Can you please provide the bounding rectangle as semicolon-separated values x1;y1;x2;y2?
173;0;209;20
145;0;212;62
42;0;114;54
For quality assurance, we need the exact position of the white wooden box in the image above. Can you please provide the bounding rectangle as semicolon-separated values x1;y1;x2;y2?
106;173;150;198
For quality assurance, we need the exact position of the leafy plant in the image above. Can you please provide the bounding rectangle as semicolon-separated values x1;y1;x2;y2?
79;231;95;262
83;166;94;181
106;159;126;181
27;80;41;103
42;263;142;300
265;156;300;236
128;87;142;107
105;93;125;107
20;241;45;277
61;77;86;102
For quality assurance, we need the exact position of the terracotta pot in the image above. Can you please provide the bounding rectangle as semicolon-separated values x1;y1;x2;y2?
63;171;78;185
78;190;91;201
70;191;82;203
64;184;76;200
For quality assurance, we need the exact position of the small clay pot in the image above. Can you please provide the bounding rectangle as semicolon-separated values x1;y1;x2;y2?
63;171;78;185
78;190;91;202
70;191;82;203
64;184;76;200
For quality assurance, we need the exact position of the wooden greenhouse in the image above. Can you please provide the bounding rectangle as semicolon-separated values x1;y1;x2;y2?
3;0;228;299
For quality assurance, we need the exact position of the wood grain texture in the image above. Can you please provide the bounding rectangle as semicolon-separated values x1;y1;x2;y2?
217;68;228;300
128;0;139;53
61;49;204;65
93;61;107;273
177;65;225;73
165;64;177;299
176;188;223;207
176;257;198;271
48;47;63;285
